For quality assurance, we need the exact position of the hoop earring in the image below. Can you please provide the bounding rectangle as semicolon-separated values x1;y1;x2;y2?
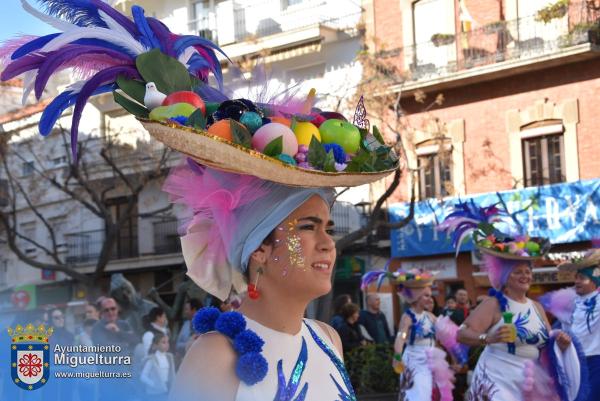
248;267;264;300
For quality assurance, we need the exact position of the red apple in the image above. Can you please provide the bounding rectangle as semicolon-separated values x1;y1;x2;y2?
162;91;206;115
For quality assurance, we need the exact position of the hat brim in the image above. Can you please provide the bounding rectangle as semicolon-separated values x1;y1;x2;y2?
558;260;600;272
476;237;551;261
141;119;398;188
402;278;434;288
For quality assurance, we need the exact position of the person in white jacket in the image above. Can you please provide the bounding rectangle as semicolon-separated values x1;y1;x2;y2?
140;332;176;400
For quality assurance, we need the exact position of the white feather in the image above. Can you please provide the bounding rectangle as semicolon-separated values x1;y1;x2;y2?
21;0;74;32
98;10;131;38
40;27;147;56
21;71;35;105
178;47;197;67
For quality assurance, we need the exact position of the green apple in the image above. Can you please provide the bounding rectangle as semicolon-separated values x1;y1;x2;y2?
149;103;197;121
319;119;361;154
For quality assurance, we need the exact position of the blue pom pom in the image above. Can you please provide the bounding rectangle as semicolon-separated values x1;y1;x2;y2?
233;329;265;355
323;143;347;164
240;111;263;134
236;352;268;385
215;311;246;338
192;307;221;334
168;115;189;125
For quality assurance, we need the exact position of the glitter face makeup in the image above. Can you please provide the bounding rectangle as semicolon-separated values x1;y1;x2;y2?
286;219;306;270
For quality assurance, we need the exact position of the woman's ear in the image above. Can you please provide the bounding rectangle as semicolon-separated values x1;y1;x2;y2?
250;242;271;266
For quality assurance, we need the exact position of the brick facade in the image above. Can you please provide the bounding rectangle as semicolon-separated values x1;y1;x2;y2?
369;0;600;305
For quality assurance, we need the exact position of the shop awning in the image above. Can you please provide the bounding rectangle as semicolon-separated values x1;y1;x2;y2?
389;178;600;258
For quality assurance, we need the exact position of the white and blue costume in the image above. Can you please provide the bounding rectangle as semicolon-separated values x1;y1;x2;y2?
236;317;355;401
470;294;582;401
398;310;453;401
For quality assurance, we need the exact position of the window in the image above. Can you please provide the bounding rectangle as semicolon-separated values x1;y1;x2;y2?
51;156;67;167
418;153;452;199
21;161;34;176
20;222;37;255
412;0;456;73
106;197;139;259
282;0;304;8
522;133;565;187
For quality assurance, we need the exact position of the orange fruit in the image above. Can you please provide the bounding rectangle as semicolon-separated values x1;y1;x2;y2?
269;116;291;127
207;119;233;141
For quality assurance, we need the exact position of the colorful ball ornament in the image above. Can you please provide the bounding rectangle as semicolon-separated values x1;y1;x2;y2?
240;111;263;134
251;123;298;157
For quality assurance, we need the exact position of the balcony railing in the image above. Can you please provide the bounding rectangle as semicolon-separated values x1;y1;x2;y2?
65;229;139;264
399;4;600;83
188;0;361;47
153;219;181;255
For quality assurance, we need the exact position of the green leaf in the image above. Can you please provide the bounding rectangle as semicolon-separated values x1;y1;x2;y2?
323;150;337;172
116;76;146;105
345;149;372;172
113;91;149;119
307;136;327;169
372;125;385;144
230;120;252;148
188;109;206;130
135;49;192;95
263;136;283;157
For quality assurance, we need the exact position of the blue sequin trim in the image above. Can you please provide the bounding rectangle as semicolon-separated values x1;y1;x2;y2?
303;321;357;401
584;294;597;334
406;309;435;346
274;338;308;401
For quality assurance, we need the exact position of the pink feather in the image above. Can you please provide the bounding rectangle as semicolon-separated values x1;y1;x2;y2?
522;360;561;401
425;347;454;401
0;36;38;68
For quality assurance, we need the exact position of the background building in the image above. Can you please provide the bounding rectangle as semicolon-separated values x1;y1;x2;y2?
0;0;377;315
366;0;600;307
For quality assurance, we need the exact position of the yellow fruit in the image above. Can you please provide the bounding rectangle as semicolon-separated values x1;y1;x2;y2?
293;121;321;146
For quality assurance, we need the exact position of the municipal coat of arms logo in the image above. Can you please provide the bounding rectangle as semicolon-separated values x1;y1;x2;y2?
8;323;53;390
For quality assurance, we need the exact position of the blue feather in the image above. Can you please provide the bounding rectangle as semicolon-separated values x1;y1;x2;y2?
12;33;61;60
36;0;139;35
131;6;160;50
37;0;108;27
173;35;228;89
39;90;76;136
146;17;174;56
72;38;139;58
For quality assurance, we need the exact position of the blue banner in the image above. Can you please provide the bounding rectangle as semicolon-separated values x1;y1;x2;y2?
390;178;600;258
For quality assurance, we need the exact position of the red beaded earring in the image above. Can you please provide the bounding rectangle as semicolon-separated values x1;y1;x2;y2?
248;267;264;300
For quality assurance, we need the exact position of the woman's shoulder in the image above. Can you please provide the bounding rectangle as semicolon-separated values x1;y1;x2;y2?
308;319;344;357
172;332;239;398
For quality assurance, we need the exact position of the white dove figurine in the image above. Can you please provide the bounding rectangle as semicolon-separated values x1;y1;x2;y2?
144;82;167;110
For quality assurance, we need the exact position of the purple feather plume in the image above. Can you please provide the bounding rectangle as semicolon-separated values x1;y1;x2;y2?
70;65;140;158
539;288;577;325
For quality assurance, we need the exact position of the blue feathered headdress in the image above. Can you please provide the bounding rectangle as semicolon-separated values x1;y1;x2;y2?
0;0;227;159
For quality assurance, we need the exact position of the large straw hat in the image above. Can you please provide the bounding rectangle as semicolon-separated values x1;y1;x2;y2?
558;249;600;272
475;236;551;261
142;119;398;187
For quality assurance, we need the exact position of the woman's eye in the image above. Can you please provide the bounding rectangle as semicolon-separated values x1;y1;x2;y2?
326;228;336;235
298;224;315;231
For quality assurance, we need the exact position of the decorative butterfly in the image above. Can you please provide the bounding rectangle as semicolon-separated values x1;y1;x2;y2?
353;95;370;131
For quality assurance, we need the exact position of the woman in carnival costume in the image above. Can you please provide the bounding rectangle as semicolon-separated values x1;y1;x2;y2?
1;1;399;400
439;201;586;401
540;249;600;401
361;268;464;401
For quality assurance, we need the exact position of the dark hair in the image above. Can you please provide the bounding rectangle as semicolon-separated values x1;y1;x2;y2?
143;307;165;330
445;296;456;302
244;230;277;281
332;294;352;315
188;298;203;311
150;332;168;354
341;303;360;320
